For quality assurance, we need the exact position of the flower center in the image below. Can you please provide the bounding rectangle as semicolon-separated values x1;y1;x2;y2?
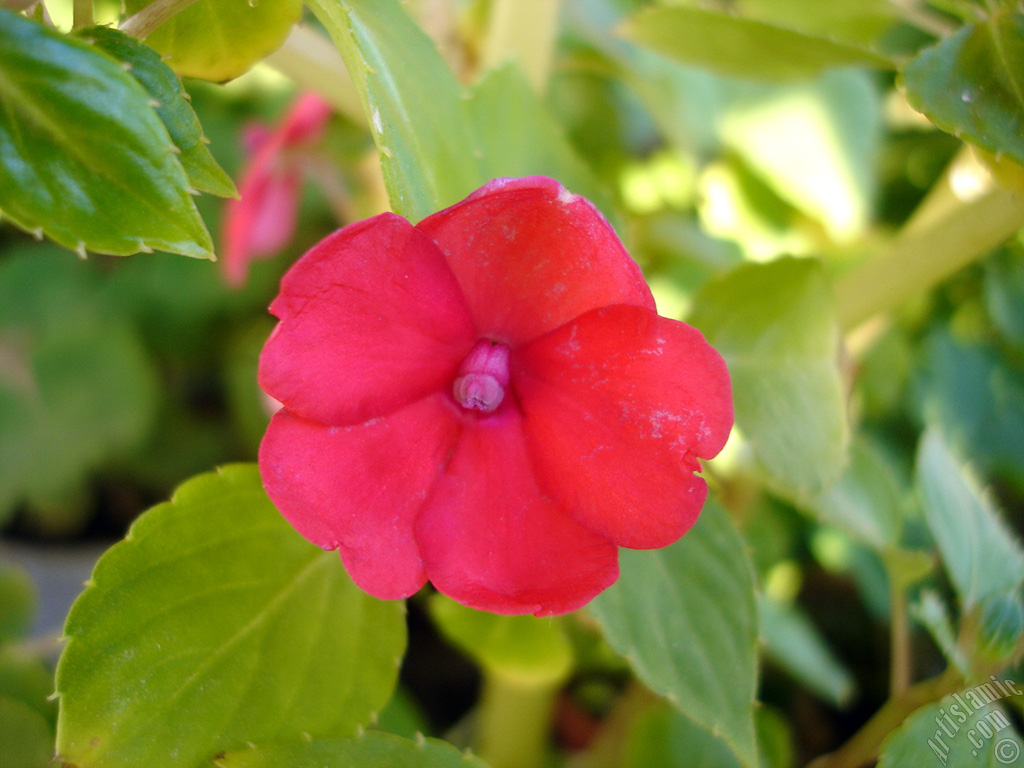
453;339;511;413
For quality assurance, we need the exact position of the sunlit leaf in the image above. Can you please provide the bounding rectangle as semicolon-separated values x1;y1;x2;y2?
589;499;760;768
622;5;894;81
0;10;213;258
689;258;848;496
123;0;302;82
216;732;491;768
78;26;237;198
56;465;406;768
902;14;1024;167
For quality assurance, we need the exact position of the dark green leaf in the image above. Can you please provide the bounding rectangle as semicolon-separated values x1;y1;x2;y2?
689;258;848;496
0;561;36;642
123;0;302;82
56;465;406;768
0;697;53;768
758;595;855;707
624;703;742;768
304;0;483;221
902;14;1024;167
621;6;894;81
216;732;491;768
916;430;1024;610
0;10;213;257
589;499;760;768
78;26;237;198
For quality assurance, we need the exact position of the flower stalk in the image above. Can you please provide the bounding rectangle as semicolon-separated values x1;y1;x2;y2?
477;670;559;768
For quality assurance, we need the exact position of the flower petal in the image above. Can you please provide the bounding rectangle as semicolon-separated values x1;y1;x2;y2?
514;305;733;549
259;213;477;425
259;395;461;599
415;412;619;615
416;177;654;346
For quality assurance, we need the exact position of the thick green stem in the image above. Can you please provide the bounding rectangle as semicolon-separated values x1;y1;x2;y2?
481;0;562;92
835;149;1024;333
476;670;558;768
119;0;201;39
889;578;911;698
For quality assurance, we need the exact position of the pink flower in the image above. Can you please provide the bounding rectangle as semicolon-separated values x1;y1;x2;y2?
258;177;733;615
221;93;333;287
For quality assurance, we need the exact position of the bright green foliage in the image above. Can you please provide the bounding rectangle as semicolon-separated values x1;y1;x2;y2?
78;26;237;198
0;10;213;258
916;430;1024;611
902;14;1024;168
306;0;482;221
758;595;855;706
0;698;53;768
123;0;302;82
589;499;760;768
429;595;573;685
689;258;848;496
735;0;898;47
878;700;1024;767
622;5;894;81
216;732;492;768
0;248;158;525
55;465;406;768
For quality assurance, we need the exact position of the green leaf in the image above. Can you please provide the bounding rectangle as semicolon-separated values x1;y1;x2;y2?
902;14;1024;168
77;26;237;198
624;703;742;768
428;595;573;686
805;438;903;551
0;697;54;768
0;646;56;726
589;499;760;768
55;465;406;768
123;0;302;82
913;590;970;674
717;70;882;243
305;0;483;221
916;429;1024;610
466;64;612;216
735;0;899;47
689;258;848;496
0;10;213;258
216;731;491;768
621;6;894;81
878;700;1024;767
758;595;855;707
0;248;159;523
984;247;1024;348
0;561;36;642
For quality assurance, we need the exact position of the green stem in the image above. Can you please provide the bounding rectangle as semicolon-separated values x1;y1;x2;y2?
72;0;93;29
119;0;201;39
476;669;558;768
835;149;1024;333
889;576;911;698
807;668;964;768
481;0;563;92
